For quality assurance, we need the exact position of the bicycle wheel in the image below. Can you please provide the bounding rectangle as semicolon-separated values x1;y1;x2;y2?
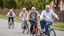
36;28;40;36
49;29;56;36
26;25;29;34
8;22;12;29
30;25;35;36
12;22;14;28
8;23;11;29
22;24;26;33
30;29;34;36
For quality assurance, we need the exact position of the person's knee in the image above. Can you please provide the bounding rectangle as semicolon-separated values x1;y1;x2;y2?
41;20;46;22
46;22;52;26
45;24;49;29
45;24;49;26
8;17;10;22
40;20;46;29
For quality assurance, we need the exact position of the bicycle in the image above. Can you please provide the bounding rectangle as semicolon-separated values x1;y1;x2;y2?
30;19;40;36
8;19;14;29
22;20;29;34
40;25;56;36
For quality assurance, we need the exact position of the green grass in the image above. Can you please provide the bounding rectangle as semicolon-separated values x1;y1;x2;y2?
0;14;64;29
52;23;64;29
0;15;21;22
0;15;7;19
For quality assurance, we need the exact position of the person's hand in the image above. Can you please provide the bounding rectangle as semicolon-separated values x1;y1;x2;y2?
40;18;43;21
57;17;59;20
56;15;59;20
27;18;30;20
52;18;59;22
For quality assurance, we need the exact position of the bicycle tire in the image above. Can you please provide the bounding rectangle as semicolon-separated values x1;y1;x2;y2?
30;29;34;36
26;25;29;34
30;25;35;36
8;22;11;29
22;21;29;34
49;29;56;36
36;28;40;36
8;23;11;28
22;24;26;33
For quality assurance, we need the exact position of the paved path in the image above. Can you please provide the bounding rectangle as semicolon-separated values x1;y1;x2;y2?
0;19;64;36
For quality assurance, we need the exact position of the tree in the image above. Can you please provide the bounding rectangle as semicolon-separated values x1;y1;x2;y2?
62;0;64;3
8;0;17;9
0;0;3;9
3;0;53;10
3;0;16;9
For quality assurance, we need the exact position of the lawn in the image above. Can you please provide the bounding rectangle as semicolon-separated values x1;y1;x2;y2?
0;15;64;29
0;15;21;22
52;24;64;29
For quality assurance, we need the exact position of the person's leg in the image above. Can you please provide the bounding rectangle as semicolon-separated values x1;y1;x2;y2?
8;17;10;24
11;17;14;28
11;17;14;23
40;20;46;33
45;22;52;36
25;18;28;27
30;20;34;33
8;17;11;28
21;18;25;28
26;21;29;27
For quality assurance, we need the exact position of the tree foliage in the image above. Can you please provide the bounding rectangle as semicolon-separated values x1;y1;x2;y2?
62;0;64;3
1;0;53;10
0;0;3;9
3;0;16;9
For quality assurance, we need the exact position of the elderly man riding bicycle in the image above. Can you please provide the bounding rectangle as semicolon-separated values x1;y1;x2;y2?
40;5;59;36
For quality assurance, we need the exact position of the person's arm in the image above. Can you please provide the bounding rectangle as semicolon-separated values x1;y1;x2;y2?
26;11;29;20
36;11;40;17
13;12;15;17
28;11;31;20
51;10;59;20
7;12;10;16
36;11;40;20
40;11;44;21
19;12;22;18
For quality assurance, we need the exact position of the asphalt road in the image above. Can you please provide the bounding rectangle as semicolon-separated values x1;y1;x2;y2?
0;19;64;36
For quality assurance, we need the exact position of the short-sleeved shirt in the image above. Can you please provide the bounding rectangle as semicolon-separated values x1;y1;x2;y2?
29;11;39;20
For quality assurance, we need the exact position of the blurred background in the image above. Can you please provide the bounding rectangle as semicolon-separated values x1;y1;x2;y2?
0;0;64;36
0;0;64;22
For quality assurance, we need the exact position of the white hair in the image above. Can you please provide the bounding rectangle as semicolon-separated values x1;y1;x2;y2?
31;7;36;9
10;9;13;11
46;5;50;8
22;8;26;11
